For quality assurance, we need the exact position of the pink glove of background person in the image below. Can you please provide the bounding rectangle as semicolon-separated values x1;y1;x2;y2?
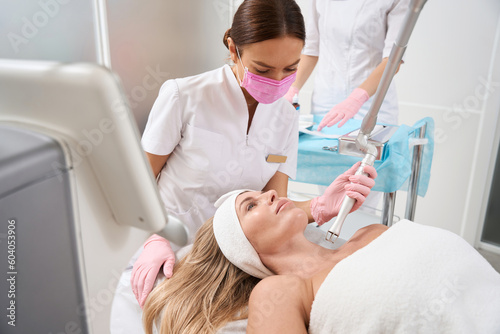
284;86;299;104
131;234;175;308
317;88;370;131
310;161;377;226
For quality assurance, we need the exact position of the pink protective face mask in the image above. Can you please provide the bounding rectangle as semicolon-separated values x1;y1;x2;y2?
236;48;297;104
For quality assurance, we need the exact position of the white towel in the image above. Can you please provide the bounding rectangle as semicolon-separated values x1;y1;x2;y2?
309;220;500;334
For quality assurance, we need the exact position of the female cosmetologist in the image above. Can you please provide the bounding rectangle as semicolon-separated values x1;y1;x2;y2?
131;0;377;307
143;189;500;334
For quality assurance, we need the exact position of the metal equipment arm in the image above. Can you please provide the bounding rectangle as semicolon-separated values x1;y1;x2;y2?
326;0;428;243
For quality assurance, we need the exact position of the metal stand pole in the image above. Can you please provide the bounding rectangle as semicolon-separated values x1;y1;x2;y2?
92;0;112;69
381;192;397;226
405;124;427;220
358;0;428;138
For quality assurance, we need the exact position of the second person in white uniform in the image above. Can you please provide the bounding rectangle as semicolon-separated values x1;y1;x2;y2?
286;0;410;128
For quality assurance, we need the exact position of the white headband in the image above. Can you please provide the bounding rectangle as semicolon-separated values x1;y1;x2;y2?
213;189;273;279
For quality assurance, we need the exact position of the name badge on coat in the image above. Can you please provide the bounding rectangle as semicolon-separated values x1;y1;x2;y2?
266;154;287;163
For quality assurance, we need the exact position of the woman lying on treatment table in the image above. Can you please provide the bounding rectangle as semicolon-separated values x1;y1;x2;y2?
143;190;500;334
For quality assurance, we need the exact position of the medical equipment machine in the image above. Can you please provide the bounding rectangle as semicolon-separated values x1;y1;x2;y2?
0;60;188;333
337;125;399;160
326;0;429;243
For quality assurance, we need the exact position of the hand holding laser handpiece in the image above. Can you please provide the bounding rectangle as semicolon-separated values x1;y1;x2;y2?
326;148;377;242
310;161;377;226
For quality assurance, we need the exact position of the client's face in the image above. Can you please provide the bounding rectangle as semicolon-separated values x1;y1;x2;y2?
235;190;308;255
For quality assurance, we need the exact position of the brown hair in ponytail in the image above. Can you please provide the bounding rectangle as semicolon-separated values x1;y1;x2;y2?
222;0;305;53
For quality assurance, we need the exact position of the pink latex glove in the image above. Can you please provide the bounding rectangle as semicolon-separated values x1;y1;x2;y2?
284;86;299;104
310;161;377;226
131;234;175;308
317;88;370;131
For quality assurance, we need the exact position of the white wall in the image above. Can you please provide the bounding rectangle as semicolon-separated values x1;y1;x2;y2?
0;1;96;62
293;0;500;247
395;0;500;246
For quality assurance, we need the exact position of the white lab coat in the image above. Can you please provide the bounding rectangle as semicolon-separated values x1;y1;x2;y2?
142;65;298;244
303;0;410;124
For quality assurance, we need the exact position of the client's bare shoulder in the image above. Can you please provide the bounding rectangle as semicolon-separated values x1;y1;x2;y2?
247;275;311;334
336;224;388;259
350;224;389;243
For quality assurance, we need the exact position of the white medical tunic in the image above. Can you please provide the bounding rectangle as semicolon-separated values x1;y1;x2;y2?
142;65;298;243
303;0;410;124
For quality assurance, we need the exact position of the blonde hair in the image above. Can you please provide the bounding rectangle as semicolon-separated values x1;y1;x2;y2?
142;218;260;334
